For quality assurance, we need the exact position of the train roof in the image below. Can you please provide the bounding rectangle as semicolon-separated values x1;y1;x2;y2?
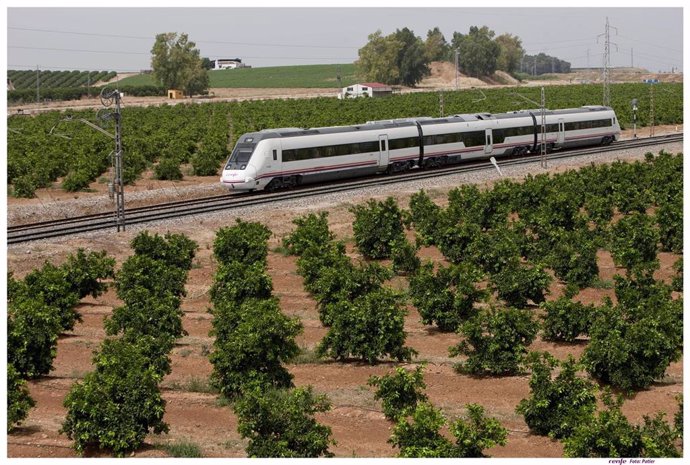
237;106;615;143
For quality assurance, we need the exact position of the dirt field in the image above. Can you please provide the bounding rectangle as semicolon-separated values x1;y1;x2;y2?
7;164;683;458
6;64;684;456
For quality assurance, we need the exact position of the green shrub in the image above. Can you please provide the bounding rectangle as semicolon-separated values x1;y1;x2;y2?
317;288;416;364
234;384;335;457
209;261;272;306
490;261;551;308
61;338;169;457
105;289;185;340
7;364;35;433
674;394;683;440
540;297;594;342
12;175;37;198
516;353;597;438
368;365;428;421
131;231;198;271
389;402;456;457
672;258;683;292
209;298;302;398
582;296;682;391
116;254;188;302
63;249;115;299
282;212;334;256
296;241;350;292
449;403;508;457
639;412;682;458
609;212;660;270
391;236;420;275
190;148;221;176
390;402;507;458
23;262;81;331
564;388;681;458
350;197;405;259
450;307;539;376
472;225;523;275
154;157;183;180
409;261;485;332
547;228;599;287
310;261;391;326
436;219;482;265
61;169;93;192
213;219;271;265
8;296;62;378
656;196;683;253
408;189;442;245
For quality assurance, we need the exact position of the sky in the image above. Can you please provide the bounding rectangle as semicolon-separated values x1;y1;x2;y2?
4;3;684;73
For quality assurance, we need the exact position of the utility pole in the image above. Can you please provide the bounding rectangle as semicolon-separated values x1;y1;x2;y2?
649;84;655;137
587;49;590;69
455;49;460;90
439;90;444;117
533;56;537;76
631;48;633;68
598;16;618;107
36;65;40;104
99;88;126;231
540;86;547;169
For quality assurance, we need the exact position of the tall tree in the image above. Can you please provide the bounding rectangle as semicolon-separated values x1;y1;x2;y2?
425;27;450;62
394;28;431;87
151;32;209;96
356;30;402;84
454;26;501;77
357;29;430;87
495;33;524;74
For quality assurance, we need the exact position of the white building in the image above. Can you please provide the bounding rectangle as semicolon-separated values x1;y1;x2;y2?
213;58;246;70
339;82;393;99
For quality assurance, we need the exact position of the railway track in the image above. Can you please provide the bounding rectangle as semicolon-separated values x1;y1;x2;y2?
8;133;683;244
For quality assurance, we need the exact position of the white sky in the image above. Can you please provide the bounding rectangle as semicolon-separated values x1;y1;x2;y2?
4;3;684;73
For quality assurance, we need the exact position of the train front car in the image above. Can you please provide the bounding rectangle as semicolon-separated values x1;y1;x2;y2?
220;132;266;191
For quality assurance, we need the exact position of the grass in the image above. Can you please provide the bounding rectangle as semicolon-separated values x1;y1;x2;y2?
158;439;204;458
164;376;217;394
115;63;358;89
290;346;324;365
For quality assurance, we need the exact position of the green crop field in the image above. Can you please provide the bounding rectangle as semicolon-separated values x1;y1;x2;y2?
115;63;358;88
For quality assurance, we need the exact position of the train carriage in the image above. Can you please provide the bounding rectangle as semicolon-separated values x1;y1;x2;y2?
220;105;620;191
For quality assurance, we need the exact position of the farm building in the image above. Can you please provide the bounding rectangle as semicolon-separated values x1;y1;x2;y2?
213;58;247;70
339;82;393;99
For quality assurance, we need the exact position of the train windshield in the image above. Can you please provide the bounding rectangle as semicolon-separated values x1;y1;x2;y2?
225;143;256;170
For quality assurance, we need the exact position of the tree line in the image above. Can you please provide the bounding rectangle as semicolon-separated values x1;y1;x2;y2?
356;25;571;86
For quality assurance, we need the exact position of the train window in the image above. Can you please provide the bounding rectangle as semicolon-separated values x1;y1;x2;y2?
389;137;418;150
379;140;387;151
225;143;256;169
564;119;613;131
272;149;277;161
463;131;485;147
281;140;380;162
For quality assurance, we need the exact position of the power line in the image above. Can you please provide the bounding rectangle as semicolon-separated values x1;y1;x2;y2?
617;33;682;53
9;45;355;61
10;45;149;55
9;26;357;50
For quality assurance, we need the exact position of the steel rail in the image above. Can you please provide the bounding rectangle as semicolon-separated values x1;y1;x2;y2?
8;133;682;244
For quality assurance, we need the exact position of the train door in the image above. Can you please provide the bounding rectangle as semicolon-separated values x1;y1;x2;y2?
484;129;493;155
267;142;281;174
378;134;390;168
557;119;565;145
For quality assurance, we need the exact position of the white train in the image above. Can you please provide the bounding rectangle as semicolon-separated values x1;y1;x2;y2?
220;106;620;191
